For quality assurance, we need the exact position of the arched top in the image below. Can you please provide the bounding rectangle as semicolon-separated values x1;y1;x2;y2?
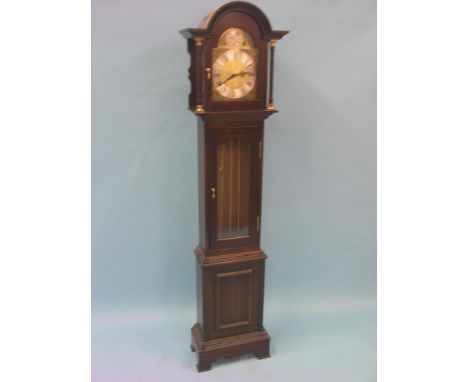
180;1;288;41
198;1;271;34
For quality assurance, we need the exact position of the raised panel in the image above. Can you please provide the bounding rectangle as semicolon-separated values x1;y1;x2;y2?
216;269;253;330
207;262;261;339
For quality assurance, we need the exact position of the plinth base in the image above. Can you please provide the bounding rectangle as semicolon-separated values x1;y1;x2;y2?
190;323;271;372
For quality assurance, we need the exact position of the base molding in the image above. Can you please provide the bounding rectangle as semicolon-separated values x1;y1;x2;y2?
191;323;270;372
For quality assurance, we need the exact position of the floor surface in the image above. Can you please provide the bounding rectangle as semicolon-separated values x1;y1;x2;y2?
92;300;376;382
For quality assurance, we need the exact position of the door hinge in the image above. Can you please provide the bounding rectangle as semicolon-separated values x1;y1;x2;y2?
259;141;262;159
256;216;260;232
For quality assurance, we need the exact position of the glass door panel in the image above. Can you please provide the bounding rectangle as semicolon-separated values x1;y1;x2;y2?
216;137;252;240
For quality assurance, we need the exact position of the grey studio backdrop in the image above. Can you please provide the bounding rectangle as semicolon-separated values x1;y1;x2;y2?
92;1;376;381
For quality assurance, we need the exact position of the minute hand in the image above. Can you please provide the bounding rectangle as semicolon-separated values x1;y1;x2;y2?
219;71;250;86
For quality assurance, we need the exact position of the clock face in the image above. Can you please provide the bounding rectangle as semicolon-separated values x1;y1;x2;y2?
213;50;256;99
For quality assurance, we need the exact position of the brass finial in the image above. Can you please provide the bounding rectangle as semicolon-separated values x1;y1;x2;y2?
267;103;277;111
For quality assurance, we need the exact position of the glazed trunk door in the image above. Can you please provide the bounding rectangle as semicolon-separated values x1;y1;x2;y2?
209;128;260;251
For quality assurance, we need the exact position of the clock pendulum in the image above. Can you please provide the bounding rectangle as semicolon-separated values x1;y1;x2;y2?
180;1;288;372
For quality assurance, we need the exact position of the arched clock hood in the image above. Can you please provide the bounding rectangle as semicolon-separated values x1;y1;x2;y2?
180;1;288;41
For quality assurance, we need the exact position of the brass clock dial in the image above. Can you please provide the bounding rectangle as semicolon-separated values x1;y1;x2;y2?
213;50;256;99
211;27;257;101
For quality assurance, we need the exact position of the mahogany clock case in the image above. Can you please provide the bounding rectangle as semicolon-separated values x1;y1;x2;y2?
92;0;376;379
181;1;288;372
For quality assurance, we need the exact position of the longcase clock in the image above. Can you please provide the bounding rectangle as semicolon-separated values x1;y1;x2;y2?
180;1;288;372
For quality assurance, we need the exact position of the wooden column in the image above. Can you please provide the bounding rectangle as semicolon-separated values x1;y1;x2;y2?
267;39;277;111
194;37;205;113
